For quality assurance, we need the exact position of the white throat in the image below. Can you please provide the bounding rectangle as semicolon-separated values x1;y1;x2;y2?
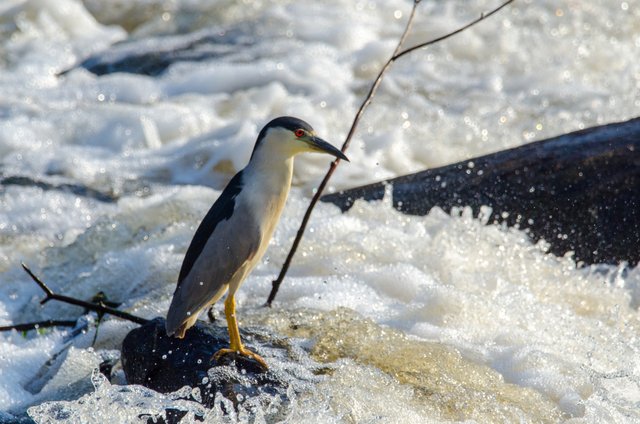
240;133;296;245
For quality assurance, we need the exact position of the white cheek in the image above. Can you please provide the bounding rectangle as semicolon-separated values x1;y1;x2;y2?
291;140;312;154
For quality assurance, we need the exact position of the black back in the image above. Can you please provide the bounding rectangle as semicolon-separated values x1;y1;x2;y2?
176;171;244;287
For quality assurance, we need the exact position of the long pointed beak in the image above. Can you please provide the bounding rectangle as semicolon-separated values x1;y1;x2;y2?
306;136;349;162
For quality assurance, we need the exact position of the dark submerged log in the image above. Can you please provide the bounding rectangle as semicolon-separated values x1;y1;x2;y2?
0;176;116;203
62;28;255;77
322;118;640;265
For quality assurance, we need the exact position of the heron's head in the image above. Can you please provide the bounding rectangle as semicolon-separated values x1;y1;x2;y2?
251;116;348;161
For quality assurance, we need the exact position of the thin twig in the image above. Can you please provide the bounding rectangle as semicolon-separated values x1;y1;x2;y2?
267;0;421;306
21;263;149;325
393;0;515;61
0;319;77;332
267;0;515;305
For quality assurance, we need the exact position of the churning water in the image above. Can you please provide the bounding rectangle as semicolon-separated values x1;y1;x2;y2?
0;0;639;422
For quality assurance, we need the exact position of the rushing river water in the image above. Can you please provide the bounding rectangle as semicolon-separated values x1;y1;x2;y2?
0;0;639;422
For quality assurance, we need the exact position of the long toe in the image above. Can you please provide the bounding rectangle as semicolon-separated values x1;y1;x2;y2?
212;347;268;370
240;348;268;370
212;347;235;362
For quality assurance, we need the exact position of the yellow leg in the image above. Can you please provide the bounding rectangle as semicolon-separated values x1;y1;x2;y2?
225;294;242;351
212;294;268;369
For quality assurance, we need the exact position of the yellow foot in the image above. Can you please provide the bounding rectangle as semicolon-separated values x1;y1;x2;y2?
212;347;269;370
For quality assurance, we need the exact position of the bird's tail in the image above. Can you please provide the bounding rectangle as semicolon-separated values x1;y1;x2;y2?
165;310;197;338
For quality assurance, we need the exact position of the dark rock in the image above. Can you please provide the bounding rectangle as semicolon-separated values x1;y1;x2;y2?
0;176;116;203
121;317;289;420
322;118;640;265
98;358;118;382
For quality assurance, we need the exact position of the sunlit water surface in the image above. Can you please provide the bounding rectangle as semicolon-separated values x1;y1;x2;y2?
0;0;639;422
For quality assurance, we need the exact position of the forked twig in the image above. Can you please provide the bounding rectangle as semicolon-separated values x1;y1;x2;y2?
393;0;515;61
267;0;516;305
20;263;149;325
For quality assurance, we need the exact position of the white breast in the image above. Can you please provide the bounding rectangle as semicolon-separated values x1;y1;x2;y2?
238;148;294;263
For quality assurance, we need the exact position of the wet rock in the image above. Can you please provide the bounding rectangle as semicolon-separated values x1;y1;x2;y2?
0;175;116;203
322;118;640;265
121;317;288;420
66;28;255;77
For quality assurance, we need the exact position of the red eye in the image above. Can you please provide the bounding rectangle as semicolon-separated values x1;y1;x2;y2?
294;129;305;137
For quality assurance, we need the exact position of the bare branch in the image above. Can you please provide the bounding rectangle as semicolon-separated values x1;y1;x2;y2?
266;0;516;305
21;263;149;325
0;319;77;333
392;0;515;61
21;262;54;300
267;0;422;306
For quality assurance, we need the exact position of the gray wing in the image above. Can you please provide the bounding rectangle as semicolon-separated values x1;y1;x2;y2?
166;171;262;335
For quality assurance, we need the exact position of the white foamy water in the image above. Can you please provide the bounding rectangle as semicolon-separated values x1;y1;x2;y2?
1;0;639;422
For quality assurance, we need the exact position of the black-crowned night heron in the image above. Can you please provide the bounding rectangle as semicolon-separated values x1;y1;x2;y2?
165;116;348;368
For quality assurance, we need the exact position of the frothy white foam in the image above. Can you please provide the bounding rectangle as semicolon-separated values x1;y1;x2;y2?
0;0;638;421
